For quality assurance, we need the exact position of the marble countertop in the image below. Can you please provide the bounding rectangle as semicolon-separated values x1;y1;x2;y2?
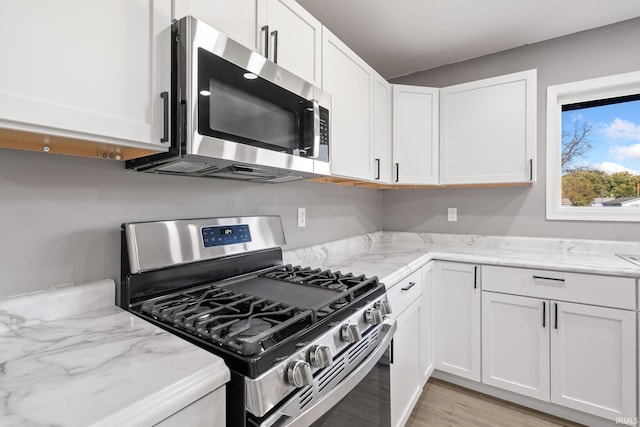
284;232;640;288
0;279;229;427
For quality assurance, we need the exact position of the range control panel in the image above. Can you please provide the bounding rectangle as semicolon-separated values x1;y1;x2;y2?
202;224;252;247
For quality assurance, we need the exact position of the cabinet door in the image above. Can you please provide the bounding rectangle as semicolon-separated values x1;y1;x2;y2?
257;0;322;87
550;302;636;420
174;0;256;50
156;387;226;427
0;0;171;150
392;85;439;185
373;74;392;184
434;262;481;381
390;298;422;427
439;69;536;185
420;262;435;384
482;292;550;401
322;29;374;180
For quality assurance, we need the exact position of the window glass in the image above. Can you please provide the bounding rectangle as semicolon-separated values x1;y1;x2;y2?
561;95;640;208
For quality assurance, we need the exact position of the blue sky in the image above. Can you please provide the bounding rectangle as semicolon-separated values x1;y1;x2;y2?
562;99;640;175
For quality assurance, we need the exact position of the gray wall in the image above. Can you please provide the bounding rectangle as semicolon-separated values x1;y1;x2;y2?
384;17;640;241
0;149;381;298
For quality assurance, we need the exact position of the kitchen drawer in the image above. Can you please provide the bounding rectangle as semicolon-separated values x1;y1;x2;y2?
387;269;423;318
482;266;635;310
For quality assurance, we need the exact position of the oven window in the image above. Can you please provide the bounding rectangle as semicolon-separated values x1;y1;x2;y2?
197;48;312;155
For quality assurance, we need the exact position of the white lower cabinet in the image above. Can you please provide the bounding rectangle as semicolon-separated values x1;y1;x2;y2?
482;292;550;401
420;262;435;383
550;301;636;420
388;269;423;427
434;261;481;381
482;269;637;422
155;387;225;427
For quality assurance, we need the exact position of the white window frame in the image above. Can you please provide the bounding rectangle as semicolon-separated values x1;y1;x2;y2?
546;71;640;222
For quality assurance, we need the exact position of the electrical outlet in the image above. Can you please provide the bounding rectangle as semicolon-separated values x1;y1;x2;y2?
448;208;457;222
297;207;306;227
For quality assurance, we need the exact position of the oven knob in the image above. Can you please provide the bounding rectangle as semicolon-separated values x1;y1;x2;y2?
341;323;362;343
376;300;392;317
364;307;383;325
309;345;333;369
287;360;313;388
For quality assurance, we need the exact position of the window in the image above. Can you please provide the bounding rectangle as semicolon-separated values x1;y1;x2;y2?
546;71;640;221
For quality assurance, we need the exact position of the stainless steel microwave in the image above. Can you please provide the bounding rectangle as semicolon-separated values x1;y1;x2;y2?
127;16;331;183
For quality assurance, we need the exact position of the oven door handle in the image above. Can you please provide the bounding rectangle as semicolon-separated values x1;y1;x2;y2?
262;319;397;427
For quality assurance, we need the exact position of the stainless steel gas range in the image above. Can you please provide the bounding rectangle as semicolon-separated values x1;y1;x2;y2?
119;216;396;427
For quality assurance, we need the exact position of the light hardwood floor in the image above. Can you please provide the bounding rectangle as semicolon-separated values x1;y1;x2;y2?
406;379;585;427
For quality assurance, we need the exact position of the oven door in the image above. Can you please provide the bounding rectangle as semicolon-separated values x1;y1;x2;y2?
256;319;396;427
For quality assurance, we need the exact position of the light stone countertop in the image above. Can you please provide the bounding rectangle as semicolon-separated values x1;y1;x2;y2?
0;279;229;427
283;231;640;288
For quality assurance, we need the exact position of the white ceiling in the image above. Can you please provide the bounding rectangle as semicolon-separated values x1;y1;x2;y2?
296;0;640;79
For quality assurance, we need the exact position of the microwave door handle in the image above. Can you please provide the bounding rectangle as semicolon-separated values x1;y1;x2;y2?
311;99;320;158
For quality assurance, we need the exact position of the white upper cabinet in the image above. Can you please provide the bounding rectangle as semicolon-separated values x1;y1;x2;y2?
174;0;257;50
322;28;374;180
257;0;322;87
439;69;537;185
392;85;439;185
373;74;392;184
0;0;172;151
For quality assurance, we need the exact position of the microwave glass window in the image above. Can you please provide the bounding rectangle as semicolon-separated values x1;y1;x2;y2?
207;79;296;151
197;48;313;156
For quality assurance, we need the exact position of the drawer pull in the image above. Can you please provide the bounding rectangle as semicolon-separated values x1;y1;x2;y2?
533;275;565;283
401;281;416;291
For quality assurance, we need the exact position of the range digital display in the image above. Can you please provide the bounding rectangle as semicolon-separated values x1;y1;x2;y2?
202;224;252;247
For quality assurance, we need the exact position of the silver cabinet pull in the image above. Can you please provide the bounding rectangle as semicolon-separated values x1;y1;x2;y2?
375;158;380;180
395;163;399;183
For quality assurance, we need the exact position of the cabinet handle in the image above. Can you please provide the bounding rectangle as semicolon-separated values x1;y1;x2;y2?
395;163;399;183
473;266;478;289
529;158;534;181
375;158;381;180
160;91;169;143
533;275;565;283
401;281;416;291
542;301;546;328
270;30;279;63
554;303;558;329
261;25;269;58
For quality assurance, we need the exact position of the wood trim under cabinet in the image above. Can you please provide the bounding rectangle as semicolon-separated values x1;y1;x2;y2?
310;176;533;190
0;127;160;161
